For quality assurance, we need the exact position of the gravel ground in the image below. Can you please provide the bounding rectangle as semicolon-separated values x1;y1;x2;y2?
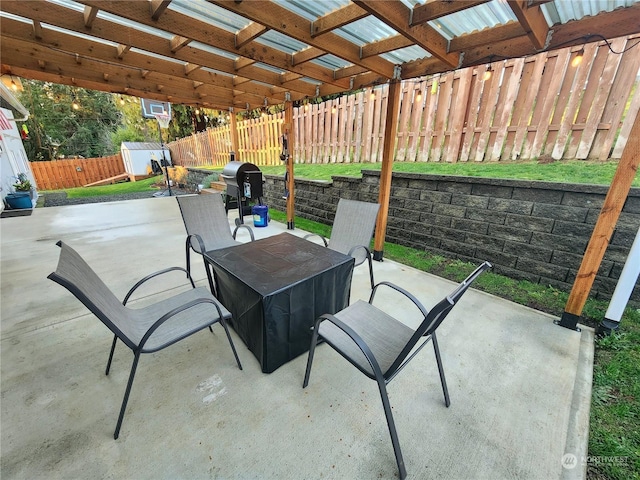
42;189;191;207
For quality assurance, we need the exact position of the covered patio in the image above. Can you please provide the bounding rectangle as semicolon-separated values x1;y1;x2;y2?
1;197;591;479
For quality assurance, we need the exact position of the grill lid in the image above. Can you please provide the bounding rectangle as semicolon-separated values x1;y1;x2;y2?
222;161;261;187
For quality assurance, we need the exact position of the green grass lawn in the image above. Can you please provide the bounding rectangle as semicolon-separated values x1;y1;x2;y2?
204;160;640;187
49;176;164;198
49;160;639;479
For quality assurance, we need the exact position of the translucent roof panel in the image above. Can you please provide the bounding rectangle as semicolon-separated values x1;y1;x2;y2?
189;42;241;61
333;17;402;47
53;0;175;39
170;0;250;31
277;0;352;20
542;0;640;24
311;54;351;70
381;45;432;64
258;31;309;55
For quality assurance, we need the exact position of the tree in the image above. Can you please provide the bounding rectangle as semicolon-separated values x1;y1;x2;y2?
18;81;121;161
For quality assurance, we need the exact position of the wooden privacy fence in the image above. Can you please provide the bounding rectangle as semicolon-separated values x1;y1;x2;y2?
168;35;639;167
31;154;124;190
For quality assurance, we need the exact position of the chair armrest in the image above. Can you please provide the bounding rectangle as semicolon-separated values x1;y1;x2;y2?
139;297;226;352
232;224;255;242
314;313;385;379
123;267;195;306
369;281;431;319
187;233;207;254
303;233;328;247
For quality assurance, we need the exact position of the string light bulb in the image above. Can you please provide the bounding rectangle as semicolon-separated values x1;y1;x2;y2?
571;47;585;67
119;96;125;105
482;66;492;81
10;78;18;91
415;90;422;103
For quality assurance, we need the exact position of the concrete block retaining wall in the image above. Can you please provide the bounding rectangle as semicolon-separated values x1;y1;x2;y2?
261;170;640;305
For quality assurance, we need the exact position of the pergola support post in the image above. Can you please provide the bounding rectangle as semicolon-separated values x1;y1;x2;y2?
558;112;640;331
229;107;239;159
284;100;295;230
373;80;401;261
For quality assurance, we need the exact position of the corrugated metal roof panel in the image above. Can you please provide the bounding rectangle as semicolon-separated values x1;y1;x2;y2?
542;0;639;24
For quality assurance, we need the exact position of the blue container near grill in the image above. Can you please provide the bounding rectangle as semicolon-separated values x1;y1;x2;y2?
252;205;269;227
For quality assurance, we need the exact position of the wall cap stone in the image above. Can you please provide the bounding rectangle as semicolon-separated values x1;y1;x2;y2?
361;170;640;197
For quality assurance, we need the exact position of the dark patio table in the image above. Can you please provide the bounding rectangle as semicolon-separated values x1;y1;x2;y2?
205;232;354;373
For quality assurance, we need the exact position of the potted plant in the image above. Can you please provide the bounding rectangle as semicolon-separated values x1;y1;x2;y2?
5;173;34;209
13;173;33;194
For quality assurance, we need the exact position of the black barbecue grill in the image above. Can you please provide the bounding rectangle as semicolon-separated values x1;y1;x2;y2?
221;160;264;225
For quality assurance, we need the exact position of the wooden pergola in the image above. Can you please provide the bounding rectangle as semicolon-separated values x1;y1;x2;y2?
2;0;640;328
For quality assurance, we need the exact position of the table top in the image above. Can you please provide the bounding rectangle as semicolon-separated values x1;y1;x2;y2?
205;232;354;296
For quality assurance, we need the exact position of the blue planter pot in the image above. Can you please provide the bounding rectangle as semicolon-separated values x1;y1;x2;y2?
5;192;32;209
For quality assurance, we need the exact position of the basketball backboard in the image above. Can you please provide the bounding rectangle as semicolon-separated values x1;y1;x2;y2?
140;98;171;119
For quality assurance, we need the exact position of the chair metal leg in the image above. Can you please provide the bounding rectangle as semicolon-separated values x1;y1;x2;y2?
303;326;321;388
431;332;450;407
377;377;407;480
219;319;242;370
185;239;192;278
105;335;118;375
114;351;141;440
366;253;375;290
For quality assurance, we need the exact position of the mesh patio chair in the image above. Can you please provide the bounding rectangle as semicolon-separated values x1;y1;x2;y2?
304;198;380;289
48;241;243;439
303;261;492;480
176;194;254;295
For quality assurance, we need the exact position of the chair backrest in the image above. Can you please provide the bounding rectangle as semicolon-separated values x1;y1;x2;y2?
388;261;492;375
328;198;380;265
47;241;137;349
176;194;239;253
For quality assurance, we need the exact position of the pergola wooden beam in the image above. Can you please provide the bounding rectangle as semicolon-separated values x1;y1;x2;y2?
411;0;490;25
0;36;261;107
149;0;172;21
1;1;322;100
0;19;286;106
209;0;396;79
291;47;325;66
76;0;351;89
507;0;550;50
558;112;640;331
170;35;192;53
83;6;99;28
354;0;460;68
235;22;269;49
311;3;368;37
360;35;413;59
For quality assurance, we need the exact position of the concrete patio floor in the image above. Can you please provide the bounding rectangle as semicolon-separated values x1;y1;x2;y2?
1;196;593;479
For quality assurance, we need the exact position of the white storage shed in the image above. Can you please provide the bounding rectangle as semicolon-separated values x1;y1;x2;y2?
121;142;172;180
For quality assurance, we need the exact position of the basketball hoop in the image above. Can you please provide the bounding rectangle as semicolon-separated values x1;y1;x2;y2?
154;112;171;129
